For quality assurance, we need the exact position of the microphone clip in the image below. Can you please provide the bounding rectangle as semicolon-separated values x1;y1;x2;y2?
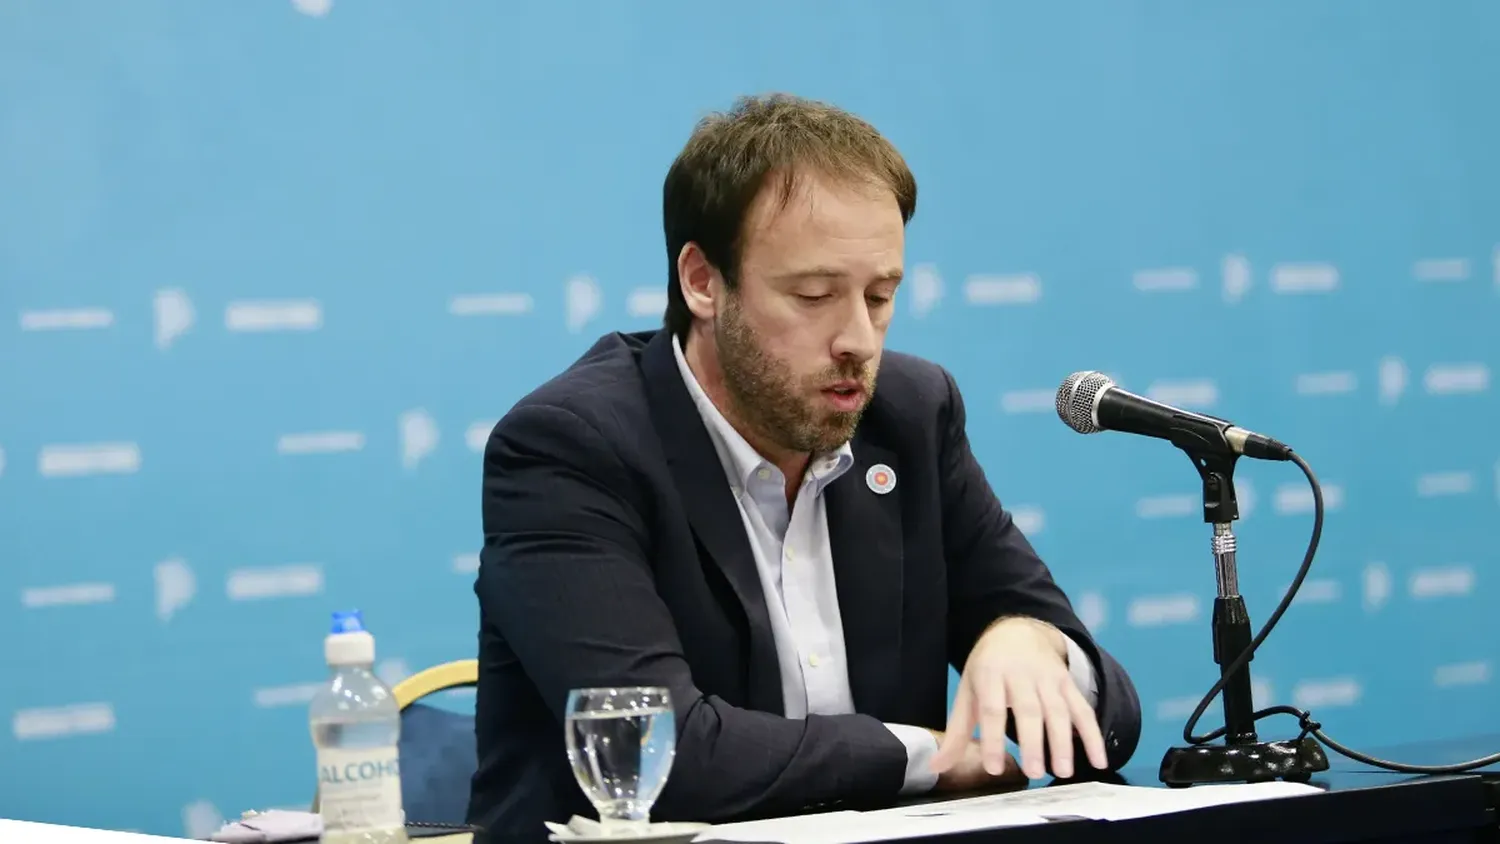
1181;444;1241;525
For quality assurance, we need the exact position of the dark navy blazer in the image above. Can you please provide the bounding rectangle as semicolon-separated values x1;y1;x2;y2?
466;328;1142;833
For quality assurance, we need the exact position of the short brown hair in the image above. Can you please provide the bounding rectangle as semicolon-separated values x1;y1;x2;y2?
661;93;918;340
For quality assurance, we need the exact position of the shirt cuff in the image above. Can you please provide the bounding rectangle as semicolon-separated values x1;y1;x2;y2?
883;722;940;795
1063;633;1100;709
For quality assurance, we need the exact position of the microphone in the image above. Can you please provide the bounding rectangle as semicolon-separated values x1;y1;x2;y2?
1055;371;1293;462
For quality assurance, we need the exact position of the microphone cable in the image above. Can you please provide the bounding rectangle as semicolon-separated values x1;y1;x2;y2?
1178;450;1500;774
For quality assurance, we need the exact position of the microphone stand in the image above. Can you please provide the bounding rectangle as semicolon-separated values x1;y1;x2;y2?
1158;447;1329;787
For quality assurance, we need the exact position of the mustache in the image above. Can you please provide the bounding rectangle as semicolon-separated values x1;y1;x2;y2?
812;363;875;386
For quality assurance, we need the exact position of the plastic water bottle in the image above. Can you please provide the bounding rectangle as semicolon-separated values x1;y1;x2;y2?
309;610;407;844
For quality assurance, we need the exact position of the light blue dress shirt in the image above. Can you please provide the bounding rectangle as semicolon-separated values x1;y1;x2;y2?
671;336;1097;794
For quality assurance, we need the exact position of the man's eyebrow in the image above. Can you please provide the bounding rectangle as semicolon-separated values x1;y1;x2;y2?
773;267;905;282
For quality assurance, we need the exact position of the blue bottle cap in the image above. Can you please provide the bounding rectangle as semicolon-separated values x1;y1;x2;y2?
330;610;365;634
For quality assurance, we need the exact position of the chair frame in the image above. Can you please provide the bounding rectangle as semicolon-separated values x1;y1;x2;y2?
392;659;478;709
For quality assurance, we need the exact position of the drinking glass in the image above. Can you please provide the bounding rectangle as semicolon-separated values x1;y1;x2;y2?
564;686;677;834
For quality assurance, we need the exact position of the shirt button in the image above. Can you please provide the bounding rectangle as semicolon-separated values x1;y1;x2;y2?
785;549;795;561
808;654;820;667
757;468;771;480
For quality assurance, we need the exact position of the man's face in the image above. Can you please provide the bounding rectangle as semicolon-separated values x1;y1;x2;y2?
713;171;905;456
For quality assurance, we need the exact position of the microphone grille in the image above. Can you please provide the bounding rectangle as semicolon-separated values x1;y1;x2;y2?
1055;370;1114;434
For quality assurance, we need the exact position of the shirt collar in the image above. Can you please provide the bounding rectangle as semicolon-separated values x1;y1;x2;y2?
671;333;854;490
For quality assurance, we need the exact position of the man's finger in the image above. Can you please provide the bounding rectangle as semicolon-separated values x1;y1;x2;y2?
1003;679;1041;779
932;673;974;772
1063;681;1109;770
975;667;1010;775
1037;682;1074;779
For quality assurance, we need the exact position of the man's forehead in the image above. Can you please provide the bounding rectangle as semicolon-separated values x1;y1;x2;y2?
746;167;896;220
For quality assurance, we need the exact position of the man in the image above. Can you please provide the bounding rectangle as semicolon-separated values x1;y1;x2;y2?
468;94;1141;833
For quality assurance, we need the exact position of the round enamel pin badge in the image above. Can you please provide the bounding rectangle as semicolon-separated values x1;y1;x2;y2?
865;463;896;494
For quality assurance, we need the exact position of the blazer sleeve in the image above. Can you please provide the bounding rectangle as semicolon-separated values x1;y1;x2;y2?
935;369;1143;772
477;402;910;822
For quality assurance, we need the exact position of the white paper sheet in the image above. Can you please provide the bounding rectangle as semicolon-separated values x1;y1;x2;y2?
695;806;1048;844
883;780;1325;822
0;819;198;843
692;811;862;844
692;780;1326;843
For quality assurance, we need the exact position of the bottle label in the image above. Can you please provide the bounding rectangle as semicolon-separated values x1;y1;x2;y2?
316;746;405;832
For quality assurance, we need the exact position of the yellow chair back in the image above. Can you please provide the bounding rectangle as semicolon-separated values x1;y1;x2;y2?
392;659;478;709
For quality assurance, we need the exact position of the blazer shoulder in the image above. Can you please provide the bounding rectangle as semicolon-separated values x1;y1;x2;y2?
492;331;653;442
870;350;960;421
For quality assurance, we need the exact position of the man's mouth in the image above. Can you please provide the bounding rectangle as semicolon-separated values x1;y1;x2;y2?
822;382;865;410
825;380;862;396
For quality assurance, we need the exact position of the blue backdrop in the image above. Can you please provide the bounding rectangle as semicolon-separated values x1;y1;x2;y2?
2;0;1496;837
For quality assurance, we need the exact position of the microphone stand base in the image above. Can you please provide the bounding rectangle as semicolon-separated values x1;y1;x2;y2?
1159;736;1329;787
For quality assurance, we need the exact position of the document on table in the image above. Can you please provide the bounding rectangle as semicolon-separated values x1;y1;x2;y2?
886;780;1325;822
693;781;1326;844
0;819;199;843
696;806;1049;844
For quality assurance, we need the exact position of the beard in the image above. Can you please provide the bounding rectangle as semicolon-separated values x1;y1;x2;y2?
714;295;876;455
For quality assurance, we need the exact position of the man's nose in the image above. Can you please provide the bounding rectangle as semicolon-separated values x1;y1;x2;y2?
830;297;879;362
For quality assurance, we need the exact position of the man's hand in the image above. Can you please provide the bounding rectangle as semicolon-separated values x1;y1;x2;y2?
932;616;1108;781
925;729;1027;793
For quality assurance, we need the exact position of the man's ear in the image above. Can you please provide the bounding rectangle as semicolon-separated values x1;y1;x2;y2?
677;242;722;322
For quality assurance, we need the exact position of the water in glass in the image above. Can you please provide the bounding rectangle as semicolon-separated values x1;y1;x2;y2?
565;687;676;833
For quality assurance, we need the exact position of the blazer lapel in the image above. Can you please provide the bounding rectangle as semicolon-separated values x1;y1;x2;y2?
825;434;906;720
640;332;784;716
